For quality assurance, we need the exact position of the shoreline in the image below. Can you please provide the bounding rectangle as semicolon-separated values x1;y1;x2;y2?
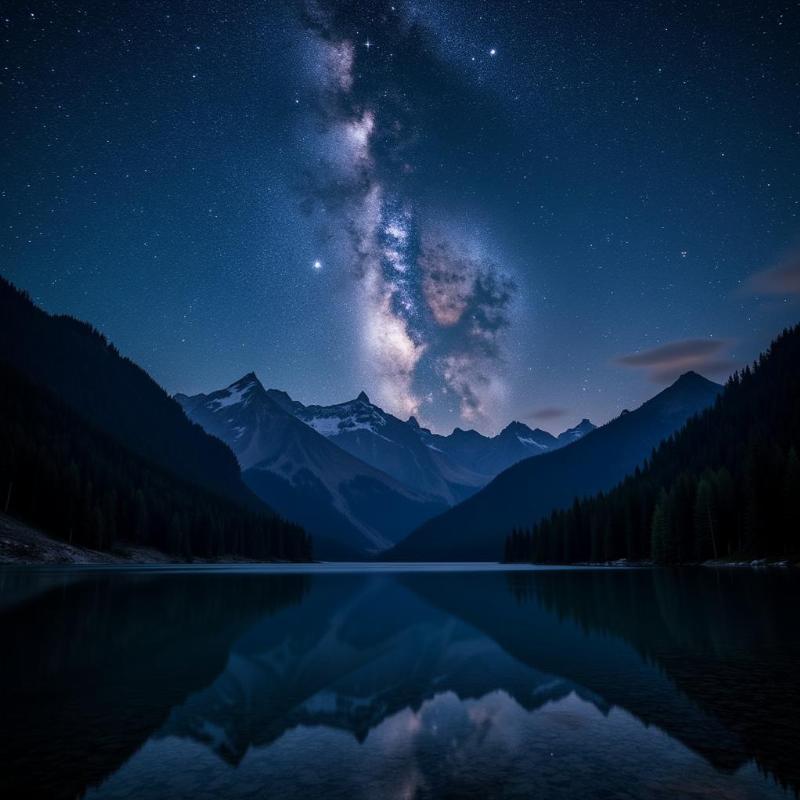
3;515;797;569
0;513;309;566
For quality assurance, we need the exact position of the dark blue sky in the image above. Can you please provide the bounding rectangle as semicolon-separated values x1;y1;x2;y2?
3;1;799;433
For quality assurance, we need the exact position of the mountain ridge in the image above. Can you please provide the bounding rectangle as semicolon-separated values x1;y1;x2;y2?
0;275;261;511
176;374;447;556
383;370;723;561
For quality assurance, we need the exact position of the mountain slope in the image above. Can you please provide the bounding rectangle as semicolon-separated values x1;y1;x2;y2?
385;371;722;561
506;324;800;564
0;276;256;509
176;375;447;556
557;418;596;445
0;361;310;561
419;419;596;480
286;392;472;504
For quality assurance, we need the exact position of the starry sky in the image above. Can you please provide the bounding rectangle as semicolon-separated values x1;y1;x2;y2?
3;1;799;434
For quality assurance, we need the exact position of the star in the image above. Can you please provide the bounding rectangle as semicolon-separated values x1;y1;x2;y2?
489;48;497;56
364;39;372;50
313;259;322;270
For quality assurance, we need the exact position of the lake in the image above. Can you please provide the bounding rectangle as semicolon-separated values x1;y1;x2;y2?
1;565;798;799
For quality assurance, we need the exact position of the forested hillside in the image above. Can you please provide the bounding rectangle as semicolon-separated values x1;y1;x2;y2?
0;276;254;507
0;362;311;561
386;370;721;561
505;325;800;564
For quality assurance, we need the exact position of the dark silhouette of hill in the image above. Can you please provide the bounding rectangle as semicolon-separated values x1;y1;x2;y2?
0;362;310;560
0;274;309;560
506;323;800;564
0;275;255;508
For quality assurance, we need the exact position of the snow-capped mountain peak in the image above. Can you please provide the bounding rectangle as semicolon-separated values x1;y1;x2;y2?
175;377;448;556
177;373;602;537
300;395;389;438
556;418;596;444
206;373;265;410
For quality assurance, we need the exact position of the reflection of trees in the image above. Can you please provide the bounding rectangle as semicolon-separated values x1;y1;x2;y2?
2;568;798;799
0;571;309;799
503;568;800;794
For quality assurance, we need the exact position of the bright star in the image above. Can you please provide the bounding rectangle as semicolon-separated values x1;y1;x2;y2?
489;48;497;56
313;259;322;270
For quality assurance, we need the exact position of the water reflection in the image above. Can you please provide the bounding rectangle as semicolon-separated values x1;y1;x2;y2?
0;567;797;799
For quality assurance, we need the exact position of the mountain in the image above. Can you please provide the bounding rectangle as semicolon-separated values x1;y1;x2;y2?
0;275;256;509
4;567;796;797
269;388;596;501
557;418;596;445
0;350;309;562
176;375;447;557
282;391;475;504
385;371;722;561
506;324;800;564
417;418;595;481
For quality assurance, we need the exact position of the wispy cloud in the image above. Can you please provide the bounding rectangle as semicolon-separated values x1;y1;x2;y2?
616;338;736;383
526;406;567;421
747;252;800;296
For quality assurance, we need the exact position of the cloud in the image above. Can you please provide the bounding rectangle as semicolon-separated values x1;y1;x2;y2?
616;338;736;383
748;253;800;296
526;406;567;421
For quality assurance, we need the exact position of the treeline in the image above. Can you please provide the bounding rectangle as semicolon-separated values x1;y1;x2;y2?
0;363;312;561
505;324;800;564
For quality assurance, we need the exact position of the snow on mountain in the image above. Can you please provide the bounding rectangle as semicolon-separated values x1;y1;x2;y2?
557;418;597;445
261;384;600;502
281;392;474;504
177;373;600;554
407;417;595;483
176;375;446;556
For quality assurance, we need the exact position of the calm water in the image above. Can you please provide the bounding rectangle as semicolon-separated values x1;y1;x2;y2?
1;565;798;800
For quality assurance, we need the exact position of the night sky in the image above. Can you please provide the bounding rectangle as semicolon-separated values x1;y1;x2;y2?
3;1;799;434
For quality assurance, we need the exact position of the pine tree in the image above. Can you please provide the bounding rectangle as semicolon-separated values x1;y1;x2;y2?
693;475;718;560
651;490;671;564
783;448;800;557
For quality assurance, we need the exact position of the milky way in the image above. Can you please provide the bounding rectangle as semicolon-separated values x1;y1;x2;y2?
3;0;798;434
297;0;519;424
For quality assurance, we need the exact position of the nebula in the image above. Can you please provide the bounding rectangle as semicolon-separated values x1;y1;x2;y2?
298;0;517;426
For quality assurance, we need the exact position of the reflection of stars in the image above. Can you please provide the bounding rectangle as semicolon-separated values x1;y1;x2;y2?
313;259;322;270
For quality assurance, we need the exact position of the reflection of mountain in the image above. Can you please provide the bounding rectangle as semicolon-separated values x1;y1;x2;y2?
157;576;596;763
158;570;800;796
1;568;797;798
0;571;308;799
